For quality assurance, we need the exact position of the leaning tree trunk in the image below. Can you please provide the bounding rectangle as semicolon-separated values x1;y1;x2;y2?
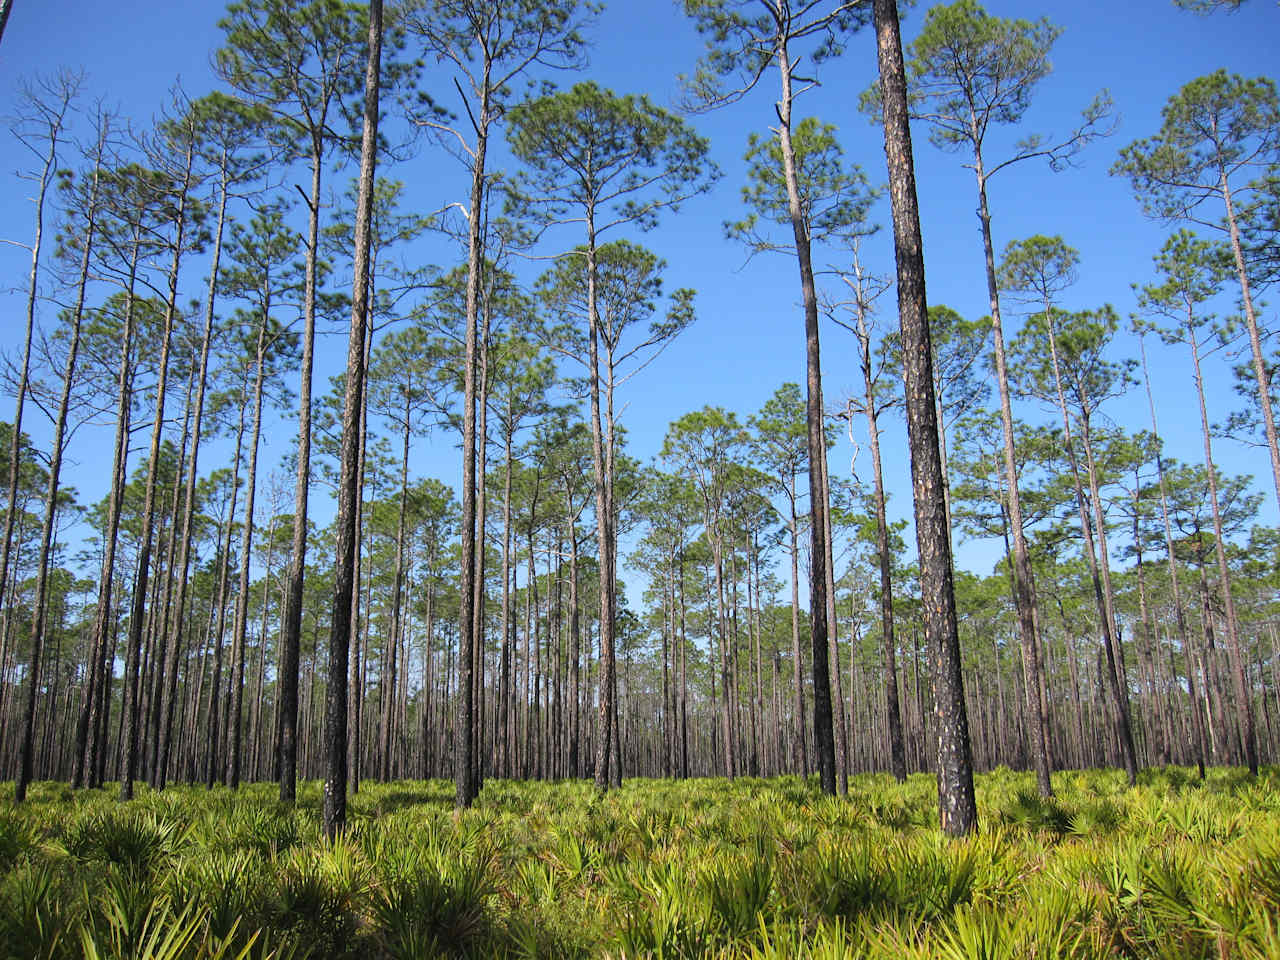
776;38;835;796
1;82;67;711
1189;322;1258;775
971;154;1055;797
1075;398;1140;783
1139;331;1207;775
873;0;978;836
14;221;86;800
55;139;103;788
1218;170;1280;518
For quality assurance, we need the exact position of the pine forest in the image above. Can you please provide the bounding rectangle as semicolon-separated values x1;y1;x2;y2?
1;0;1279;956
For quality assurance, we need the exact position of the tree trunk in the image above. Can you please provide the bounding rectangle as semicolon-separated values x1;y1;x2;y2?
2;82;69;752
56;136;102;788
147;364;193;787
14;220;85;800
776;37;834;795
585;225;619;792
1189;322;1258;774
80;237;141;789
454;69;491;811
820;449;848;793
873;0;978;835
278;119;327;805
855;309;907;782
323;0;381;836
120;147;194;800
1220;170;1280;518
226;317;270;789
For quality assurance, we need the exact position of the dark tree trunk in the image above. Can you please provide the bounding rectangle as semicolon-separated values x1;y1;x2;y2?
873;0;978;835
324;0;382;837
121;147;194;800
81;240;140;790
278;126;327;804
454;79;490;812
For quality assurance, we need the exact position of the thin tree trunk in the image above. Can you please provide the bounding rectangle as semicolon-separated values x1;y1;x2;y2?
2;81;70;755
854;307;907;783
14;224;85;800
776;37;834;795
1188;322;1258;774
157;168;227;788
1041;312;1137;784
226;317;270;789
278;125;326;805
788;492;807;775
147;364;194;787
56;131;103;787
381;400;412;780
819;450;848;793
585;224;618;792
121;149;194;800
1220;169;1280;518
81;239;141;789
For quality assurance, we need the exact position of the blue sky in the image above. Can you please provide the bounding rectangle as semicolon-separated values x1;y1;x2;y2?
0;0;1277;586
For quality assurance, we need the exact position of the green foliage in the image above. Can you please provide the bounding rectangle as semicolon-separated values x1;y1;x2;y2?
864;0;1112;168
1113;70;1279;228
679;0;870;110
2;771;1280;957
506;81;718;233
727;117;877;254
1174;0;1247;11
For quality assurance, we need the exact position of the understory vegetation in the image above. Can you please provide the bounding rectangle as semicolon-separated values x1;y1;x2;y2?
3;767;1280;959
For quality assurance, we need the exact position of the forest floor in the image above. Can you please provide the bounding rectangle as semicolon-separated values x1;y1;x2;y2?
1;766;1279;958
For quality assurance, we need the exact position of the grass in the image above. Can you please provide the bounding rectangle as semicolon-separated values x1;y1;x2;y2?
1;766;1279;958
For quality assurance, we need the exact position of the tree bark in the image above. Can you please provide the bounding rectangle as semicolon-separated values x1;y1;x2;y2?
2;80;69;743
323;0;381;837
873;0;978;835
1188;322;1258;774
776;36;835;796
121;148;194;801
226;313;270;789
854;306;907;783
156;157;229;790
14;208;86;801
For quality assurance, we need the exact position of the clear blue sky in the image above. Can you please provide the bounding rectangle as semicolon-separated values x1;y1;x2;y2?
0;0;1277;586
